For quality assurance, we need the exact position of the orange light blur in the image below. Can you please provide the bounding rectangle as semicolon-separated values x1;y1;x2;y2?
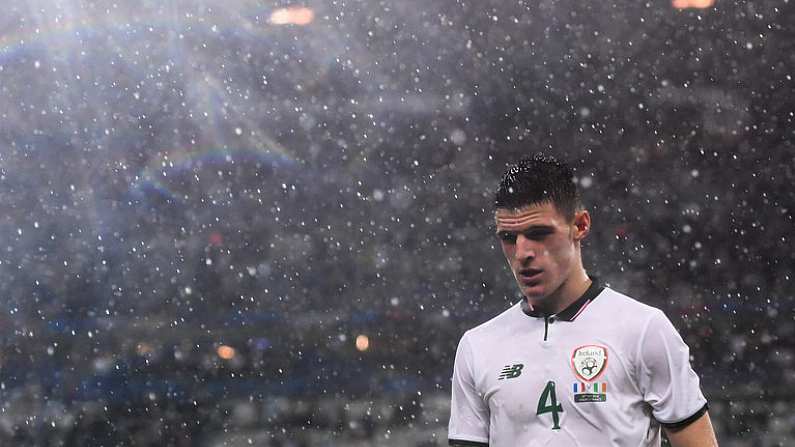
270;7;315;26
355;334;370;352
136;343;153;355
672;0;715;9
217;345;236;360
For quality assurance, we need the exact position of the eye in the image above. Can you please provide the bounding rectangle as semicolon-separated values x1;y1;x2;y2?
524;230;552;240
498;232;517;243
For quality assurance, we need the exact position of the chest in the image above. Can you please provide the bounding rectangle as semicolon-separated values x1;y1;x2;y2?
474;324;641;429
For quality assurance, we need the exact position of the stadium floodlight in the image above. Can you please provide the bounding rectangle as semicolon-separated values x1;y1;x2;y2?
671;0;715;9
270;7;315;26
355;334;370;352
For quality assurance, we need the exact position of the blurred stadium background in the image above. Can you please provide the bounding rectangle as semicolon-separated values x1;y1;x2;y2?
0;0;792;445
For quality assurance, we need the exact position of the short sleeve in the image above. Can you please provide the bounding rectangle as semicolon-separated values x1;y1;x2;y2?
448;332;490;445
637;310;708;426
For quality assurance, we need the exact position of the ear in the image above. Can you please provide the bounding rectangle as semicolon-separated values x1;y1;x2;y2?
572;210;591;241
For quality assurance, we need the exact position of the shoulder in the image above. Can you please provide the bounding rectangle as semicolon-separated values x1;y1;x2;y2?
460;302;524;345
585;287;672;342
595;286;666;322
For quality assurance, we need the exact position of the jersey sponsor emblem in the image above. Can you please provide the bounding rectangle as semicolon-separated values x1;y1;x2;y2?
497;363;524;380
571;345;608;382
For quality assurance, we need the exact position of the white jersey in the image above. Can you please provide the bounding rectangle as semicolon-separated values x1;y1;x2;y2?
448;280;707;447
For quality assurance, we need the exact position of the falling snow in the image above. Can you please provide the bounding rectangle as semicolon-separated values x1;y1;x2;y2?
0;0;792;445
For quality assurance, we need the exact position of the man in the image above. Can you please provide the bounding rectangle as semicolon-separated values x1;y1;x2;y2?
448;155;718;446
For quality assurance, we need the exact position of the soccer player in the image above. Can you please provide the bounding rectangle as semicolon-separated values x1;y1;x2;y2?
448;155;718;446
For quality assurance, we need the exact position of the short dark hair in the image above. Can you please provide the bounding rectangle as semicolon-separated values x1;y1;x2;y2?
494;154;581;221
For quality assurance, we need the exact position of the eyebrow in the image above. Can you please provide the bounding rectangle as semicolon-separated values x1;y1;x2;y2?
495;225;556;235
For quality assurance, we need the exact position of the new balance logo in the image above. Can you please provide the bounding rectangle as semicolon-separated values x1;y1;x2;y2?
498;364;524;380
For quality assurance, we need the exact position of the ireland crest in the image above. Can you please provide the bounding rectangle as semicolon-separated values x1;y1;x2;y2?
571;345;608;382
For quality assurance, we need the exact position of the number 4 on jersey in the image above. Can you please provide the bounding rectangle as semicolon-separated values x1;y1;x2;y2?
537;380;563;430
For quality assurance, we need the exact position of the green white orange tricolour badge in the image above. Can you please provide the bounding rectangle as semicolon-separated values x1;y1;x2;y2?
572;345;609;403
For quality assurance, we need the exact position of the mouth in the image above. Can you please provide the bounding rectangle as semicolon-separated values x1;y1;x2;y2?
517;269;543;284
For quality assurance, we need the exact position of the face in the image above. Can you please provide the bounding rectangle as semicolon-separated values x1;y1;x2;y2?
495;202;590;302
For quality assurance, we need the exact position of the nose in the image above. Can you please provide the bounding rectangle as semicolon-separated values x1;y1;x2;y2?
515;234;536;263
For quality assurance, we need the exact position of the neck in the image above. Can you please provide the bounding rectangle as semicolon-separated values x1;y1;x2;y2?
529;268;591;315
